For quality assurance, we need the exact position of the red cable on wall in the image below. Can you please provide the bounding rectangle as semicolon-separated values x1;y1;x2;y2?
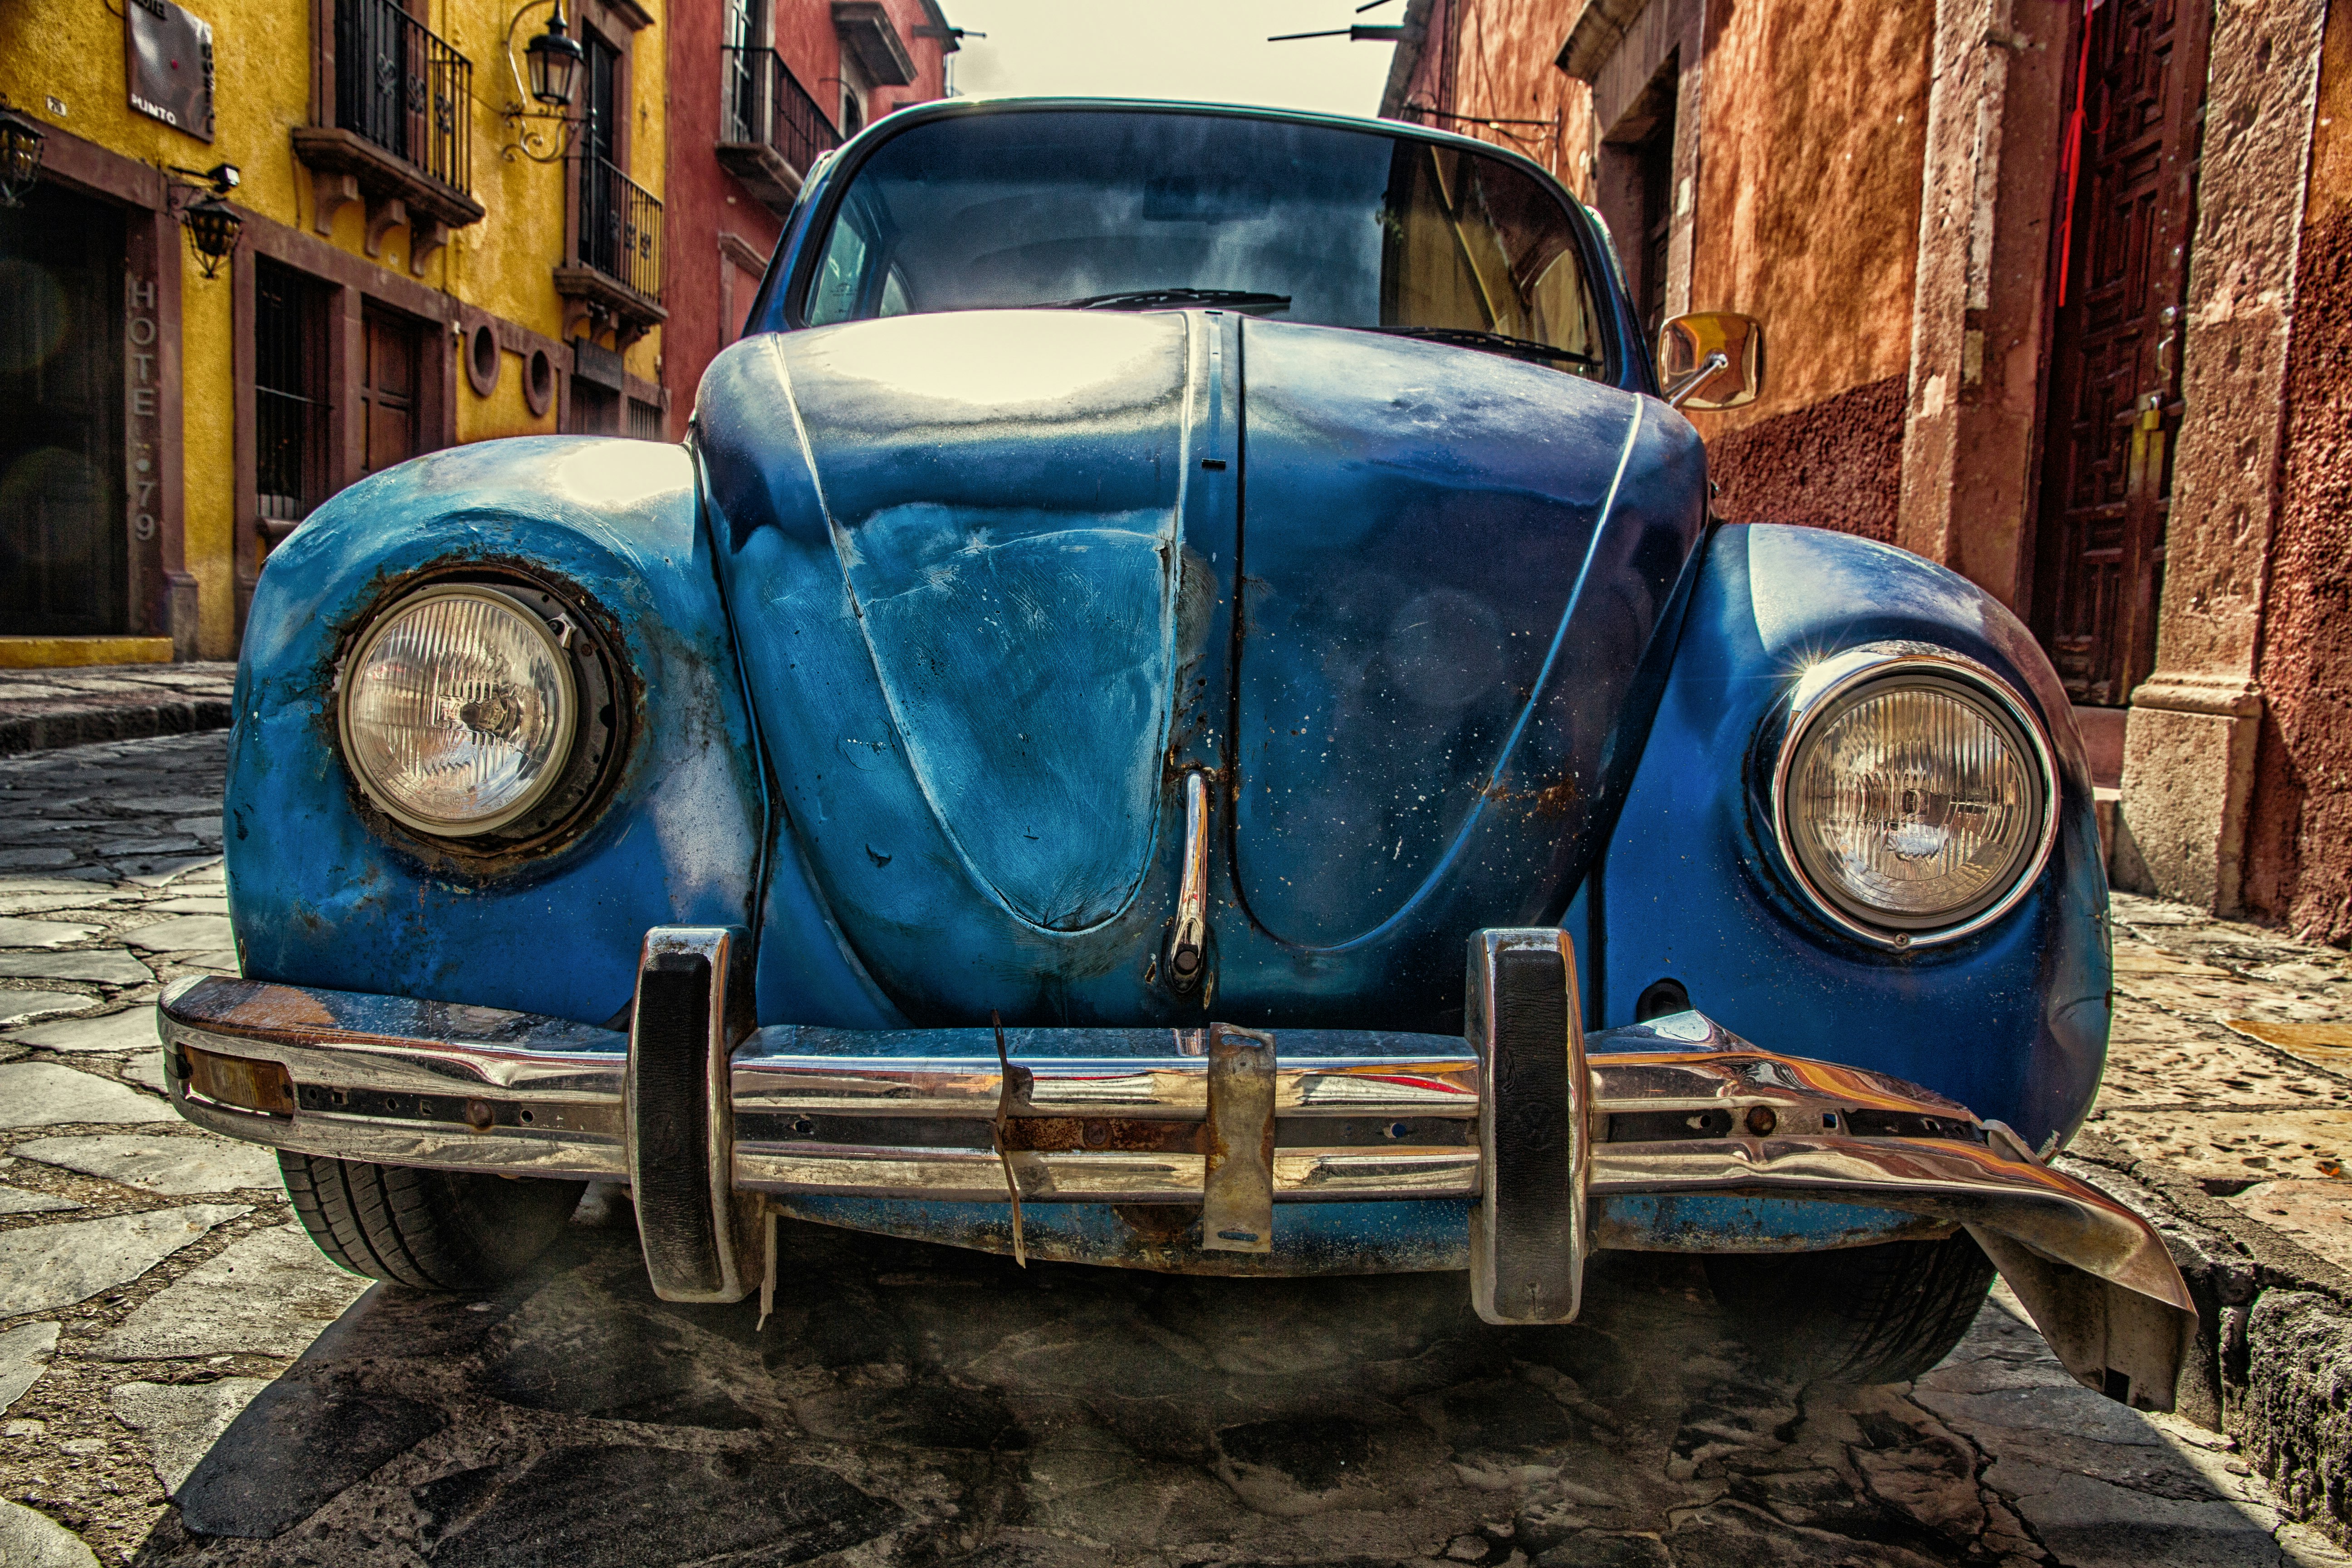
2054;0;2097;308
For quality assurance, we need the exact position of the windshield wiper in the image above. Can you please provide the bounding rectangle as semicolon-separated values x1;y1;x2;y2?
1368;326;1602;368
1038;288;1293;314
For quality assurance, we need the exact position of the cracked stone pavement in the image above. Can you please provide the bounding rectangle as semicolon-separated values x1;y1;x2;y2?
0;731;2345;1568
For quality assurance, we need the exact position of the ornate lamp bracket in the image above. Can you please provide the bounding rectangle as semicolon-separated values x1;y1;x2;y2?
500;0;587;165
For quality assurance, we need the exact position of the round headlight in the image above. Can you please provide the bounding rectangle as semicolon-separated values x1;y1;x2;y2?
338;586;578;838
1774;656;2054;942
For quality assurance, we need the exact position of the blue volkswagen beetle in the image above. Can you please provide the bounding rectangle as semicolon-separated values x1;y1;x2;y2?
162;99;2193;1405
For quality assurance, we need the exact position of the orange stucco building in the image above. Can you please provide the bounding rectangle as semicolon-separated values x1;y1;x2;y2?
1385;0;2352;948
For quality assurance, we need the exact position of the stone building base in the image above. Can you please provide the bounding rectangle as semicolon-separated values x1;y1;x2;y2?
2112;676;2264;912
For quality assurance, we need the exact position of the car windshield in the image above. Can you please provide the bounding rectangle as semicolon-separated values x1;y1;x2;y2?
796;108;1608;376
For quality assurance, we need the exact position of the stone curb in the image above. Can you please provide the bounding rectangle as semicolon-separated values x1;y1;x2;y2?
2062;1131;2352;1549
0;695;234;760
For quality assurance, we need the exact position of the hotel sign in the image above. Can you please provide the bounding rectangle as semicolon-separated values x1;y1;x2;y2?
125;0;214;142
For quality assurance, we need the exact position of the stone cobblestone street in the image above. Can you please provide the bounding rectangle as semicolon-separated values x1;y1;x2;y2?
0;732;2345;1567
0;667;235;761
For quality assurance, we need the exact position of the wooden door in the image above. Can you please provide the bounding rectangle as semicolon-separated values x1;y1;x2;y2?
359;306;420;475
2029;0;2213;707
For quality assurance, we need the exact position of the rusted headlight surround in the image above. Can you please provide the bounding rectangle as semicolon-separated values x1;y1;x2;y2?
1769;647;2057;947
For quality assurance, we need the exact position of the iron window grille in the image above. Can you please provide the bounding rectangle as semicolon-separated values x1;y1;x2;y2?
254;257;331;539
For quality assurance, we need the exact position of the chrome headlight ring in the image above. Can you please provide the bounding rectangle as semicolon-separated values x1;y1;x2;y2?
335;576;627;852
1764;643;2060;950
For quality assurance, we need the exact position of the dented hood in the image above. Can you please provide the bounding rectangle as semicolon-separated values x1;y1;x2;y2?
705;311;1191;936
698;310;1705;1027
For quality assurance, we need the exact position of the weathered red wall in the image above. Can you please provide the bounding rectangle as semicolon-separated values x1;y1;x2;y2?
1407;0;1594;196
1683;0;1933;541
663;1;950;434
2244;0;2352;939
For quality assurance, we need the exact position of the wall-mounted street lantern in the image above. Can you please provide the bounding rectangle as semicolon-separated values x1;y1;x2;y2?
167;162;242;280
501;0;586;164
527;2;585;108
0;96;49;209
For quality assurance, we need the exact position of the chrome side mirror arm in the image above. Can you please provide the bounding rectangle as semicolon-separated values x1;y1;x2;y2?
1664;351;1729;408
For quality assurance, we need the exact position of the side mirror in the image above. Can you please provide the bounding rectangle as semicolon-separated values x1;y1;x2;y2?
1657;312;1764;410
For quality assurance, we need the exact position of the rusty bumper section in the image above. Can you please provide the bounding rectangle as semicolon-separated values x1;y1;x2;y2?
157;926;2196;1410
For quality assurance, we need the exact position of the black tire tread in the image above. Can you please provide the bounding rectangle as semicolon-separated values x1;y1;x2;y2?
277;1152;581;1292
1706;1232;1999;1386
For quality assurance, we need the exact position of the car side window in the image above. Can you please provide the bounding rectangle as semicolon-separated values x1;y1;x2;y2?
807;199;877;326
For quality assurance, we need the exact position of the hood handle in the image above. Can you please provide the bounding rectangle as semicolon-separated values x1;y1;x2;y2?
1167;770;1211;994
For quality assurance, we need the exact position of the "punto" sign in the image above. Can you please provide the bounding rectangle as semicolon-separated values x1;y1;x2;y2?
124;0;214;142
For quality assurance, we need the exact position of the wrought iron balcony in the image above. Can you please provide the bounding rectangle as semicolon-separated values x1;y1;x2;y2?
717;46;841;214
335;0;470;193
291;0;483;271
556;156;666;338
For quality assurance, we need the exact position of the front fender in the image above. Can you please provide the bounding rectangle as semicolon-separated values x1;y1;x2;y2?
226;437;771;1027
1578;523;2110;1150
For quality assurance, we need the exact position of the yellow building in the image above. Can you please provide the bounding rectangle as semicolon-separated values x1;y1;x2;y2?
0;0;670;666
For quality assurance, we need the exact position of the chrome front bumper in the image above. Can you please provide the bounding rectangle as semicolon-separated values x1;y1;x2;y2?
157;926;2196;1410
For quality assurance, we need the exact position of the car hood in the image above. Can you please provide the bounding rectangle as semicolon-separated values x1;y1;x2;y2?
698;311;1705;1027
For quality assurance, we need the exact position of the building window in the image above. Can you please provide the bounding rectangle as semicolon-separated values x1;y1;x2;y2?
723;0;762;138
254;258;330;535
1594;60;1681;348
627;397;663;441
579;28;622;273
569;28;662;302
840;55;870;138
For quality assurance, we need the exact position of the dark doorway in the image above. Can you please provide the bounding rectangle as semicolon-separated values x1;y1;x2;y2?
577;31;624;280
360;305;423;475
1632;98;1676;342
565;376;620;435
1592;63;1679;351
2028;0;2214;707
0;183;127;637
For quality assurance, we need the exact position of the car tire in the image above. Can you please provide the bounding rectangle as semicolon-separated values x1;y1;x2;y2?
1703;1231;1998;1385
278;1152;584;1292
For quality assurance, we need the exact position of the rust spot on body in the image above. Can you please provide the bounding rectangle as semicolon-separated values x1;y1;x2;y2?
1483;777;1581;820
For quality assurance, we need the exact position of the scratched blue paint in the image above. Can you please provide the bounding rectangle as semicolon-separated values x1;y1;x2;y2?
1572;523;2112;1150
767;311;1186;935
1596;1195;1945;1253
225;437;878;1029
781;1196;1477;1274
1234;321;1697;955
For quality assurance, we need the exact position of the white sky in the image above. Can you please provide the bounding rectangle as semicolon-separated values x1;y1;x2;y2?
938;1;1401;119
